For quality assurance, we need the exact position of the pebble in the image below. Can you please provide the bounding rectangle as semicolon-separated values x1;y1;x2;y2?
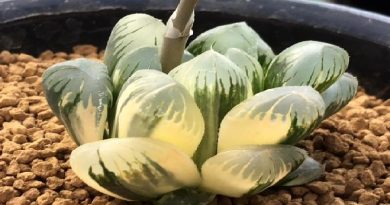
358;191;380;205
382;178;390;193
369;119;387;136
359;169;376;186
36;190;58;205
52;198;75;205
0;95;18;108
17;54;35;63
306;181;331;195
32;161;59;178
0;186;19;203
47;176;64;190
23;188;40;201
290;187;309;196
17;172;36;181
324;134;349;154
5;196;29;205
22;62;38;77
369;160;387;177
16;149;39;163
362;134;379;148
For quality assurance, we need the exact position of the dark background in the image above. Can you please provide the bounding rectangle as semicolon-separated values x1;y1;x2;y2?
337;0;390;15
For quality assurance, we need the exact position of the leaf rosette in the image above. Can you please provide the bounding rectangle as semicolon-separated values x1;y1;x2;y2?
42;13;357;205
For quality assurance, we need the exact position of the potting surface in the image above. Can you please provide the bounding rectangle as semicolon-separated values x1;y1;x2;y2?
0;45;389;205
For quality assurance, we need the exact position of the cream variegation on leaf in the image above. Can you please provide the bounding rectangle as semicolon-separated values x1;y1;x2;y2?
104;14;166;75
265;41;349;92
111;70;204;157
218;86;326;151
42;59;113;145
201;145;306;197
70;138;201;201
169;50;252;167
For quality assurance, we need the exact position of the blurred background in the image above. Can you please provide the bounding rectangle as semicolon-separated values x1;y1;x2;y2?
315;0;389;15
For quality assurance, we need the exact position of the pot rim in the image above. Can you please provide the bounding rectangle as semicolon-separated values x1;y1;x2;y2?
0;0;389;48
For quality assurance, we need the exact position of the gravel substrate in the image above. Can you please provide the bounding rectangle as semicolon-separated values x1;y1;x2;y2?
0;46;389;205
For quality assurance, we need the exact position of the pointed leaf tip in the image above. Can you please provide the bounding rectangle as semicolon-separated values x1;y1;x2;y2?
225;48;265;93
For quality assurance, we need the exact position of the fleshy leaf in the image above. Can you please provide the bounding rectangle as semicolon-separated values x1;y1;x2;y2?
201;145;306;197
111;70;204;157
187;22;275;67
70;138;201;201
321;73;358;118
218;86;325;152
265;41;349;92
225;48;264;93
104;13;166;75
169;50;252;167
183;50;195;63
42;58;113;145
277;157;324;187
155;188;215;205
111;46;161;95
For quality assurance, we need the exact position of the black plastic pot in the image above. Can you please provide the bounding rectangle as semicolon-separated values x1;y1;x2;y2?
1;0;389;98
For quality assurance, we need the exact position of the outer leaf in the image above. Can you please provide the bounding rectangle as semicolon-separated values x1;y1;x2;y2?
111;70;204;157
187;22;275;67
111;46;161;95
104;13;166;74
277;157;324;187
321;73;358;118
169;50;252;167
265;41;349;92
201;145;306;197
155;188;215;205
42;58;113;145
225;48;264;93
70;138;201;201
218;86;325;152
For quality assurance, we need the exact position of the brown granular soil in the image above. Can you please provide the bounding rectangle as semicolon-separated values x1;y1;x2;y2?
0;45;389;205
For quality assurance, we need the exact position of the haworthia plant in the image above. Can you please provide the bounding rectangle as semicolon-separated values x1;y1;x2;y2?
42;58;113;145
169;50;252;167
187;22;275;67
42;9;358;205
265;41;349;92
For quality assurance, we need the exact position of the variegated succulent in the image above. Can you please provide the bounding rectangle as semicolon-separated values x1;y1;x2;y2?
42;10;358;205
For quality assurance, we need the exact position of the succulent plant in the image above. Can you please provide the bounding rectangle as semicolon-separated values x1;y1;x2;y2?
42;3;358;205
